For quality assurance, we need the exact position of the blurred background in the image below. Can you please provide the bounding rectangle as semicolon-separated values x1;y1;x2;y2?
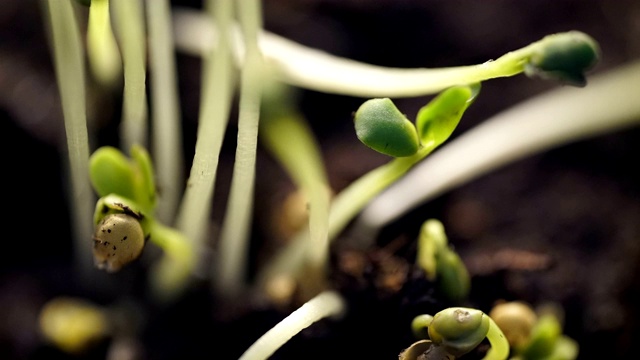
1;0;639;359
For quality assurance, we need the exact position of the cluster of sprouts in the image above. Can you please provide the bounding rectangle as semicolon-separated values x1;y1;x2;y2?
36;0;640;359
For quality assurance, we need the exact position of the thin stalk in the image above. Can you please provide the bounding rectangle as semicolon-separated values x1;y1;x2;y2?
356;60;640;240
214;0;263;296
484;317;510;360
44;0;94;276
146;0;184;224
112;0;148;150
238;291;346;360
173;8;557;98
259;110;331;299
175;0;235;275
86;0;121;88
147;221;195;303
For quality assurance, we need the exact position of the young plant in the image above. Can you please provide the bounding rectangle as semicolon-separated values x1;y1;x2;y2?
257;84;479;289
355;60;640;240
89;145;194;302
403;307;509;360
173;11;598;97
416;219;470;302
490;301;578;360
258;82;331;302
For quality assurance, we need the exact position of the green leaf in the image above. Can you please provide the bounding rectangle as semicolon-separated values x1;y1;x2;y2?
89;146;137;201
354;98;420;157
130;144;157;212
416;84;479;151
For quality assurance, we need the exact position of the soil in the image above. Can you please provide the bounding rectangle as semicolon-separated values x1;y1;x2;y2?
1;1;639;360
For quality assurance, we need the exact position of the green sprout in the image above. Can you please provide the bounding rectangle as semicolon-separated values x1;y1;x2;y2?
491;302;578;360
89;145;194;301
416;219;470;302
173;12;600;97
403;307;509;360
258;84;479;288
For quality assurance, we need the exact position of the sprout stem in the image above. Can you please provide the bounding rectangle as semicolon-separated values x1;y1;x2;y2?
215;0;263;296
43;0;94;277
171;8;591;98
146;0;184;224
238;291;346;360
175;0;235;272
112;0;149;150
484;316;510;360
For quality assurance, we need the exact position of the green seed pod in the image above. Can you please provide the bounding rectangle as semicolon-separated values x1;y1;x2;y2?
525;31;600;87
428;307;490;358
354;98;419;157
92;213;145;272
489;301;538;349
415;84;478;151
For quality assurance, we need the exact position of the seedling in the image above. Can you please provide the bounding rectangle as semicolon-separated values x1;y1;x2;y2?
416;219;470;302
490;301;578;360
43;2;630;360
403;307;509;360
89;144;194;300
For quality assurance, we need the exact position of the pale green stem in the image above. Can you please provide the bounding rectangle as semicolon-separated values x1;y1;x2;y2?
86;0;121;88
172;7;537;98
44;0;95;277
175;0;235;275
356;60;640;240
112;0;148;150
484;317;509;360
147;221;196;304
215;0;263;296
146;0;184;224
259;112;331;287
238;291;346;360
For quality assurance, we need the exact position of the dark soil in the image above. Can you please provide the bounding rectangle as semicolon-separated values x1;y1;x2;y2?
1;1;639;359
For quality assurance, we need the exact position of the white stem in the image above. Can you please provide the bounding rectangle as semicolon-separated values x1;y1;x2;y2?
44;0;95;276
355;60;640;241
171;7;527;98
146;0;184;224
112;0;149;150
238;291;346;360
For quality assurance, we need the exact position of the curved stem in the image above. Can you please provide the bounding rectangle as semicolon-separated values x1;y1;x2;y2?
238;291;346;360
483;317;509;360
172;8;542;98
